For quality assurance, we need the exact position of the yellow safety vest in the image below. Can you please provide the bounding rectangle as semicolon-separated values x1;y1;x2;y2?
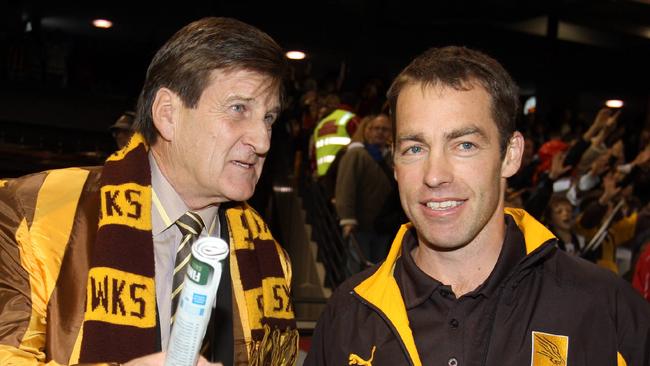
313;109;355;176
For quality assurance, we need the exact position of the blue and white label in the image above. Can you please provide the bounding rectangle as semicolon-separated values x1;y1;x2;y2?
192;293;207;305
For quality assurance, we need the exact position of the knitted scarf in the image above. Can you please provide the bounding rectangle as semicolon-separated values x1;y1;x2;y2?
79;133;297;364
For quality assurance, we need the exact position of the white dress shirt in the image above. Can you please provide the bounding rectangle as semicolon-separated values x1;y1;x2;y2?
149;153;219;350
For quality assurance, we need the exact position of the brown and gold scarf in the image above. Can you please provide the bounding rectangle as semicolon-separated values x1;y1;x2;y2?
79;133;297;365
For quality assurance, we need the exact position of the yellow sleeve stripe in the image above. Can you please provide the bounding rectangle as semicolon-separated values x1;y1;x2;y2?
617;351;627;366
30;168;89;306
14;168;88;361
0;344;65;365
14;219;47;362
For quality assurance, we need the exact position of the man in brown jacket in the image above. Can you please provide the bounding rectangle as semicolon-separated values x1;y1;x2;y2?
0;17;297;366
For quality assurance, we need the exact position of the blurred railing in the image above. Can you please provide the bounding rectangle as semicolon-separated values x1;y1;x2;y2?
300;178;372;288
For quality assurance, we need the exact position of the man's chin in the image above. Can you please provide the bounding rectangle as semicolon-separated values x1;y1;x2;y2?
224;187;255;203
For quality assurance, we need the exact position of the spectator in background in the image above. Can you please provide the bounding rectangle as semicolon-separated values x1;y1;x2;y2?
575;143;650;273
633;241;650;301
335;114;394;264
110;111;136;149
320;115;373;201
543;194;585;255
311;93;360;178
356;78;385;116
533;139;569;186
574;108;621;176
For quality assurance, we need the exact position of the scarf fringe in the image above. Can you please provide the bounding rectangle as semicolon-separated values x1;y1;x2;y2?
249;324;299;366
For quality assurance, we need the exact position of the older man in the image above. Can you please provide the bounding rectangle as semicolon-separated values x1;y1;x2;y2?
0;17;297;366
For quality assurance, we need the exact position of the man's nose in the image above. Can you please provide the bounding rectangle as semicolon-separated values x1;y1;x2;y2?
245;118;271;155
423;151;453;188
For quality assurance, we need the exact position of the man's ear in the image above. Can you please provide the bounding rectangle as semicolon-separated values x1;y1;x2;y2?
501;131;524;178
152;88;180;142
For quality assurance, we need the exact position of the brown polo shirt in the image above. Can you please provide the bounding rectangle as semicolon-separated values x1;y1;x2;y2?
394;216;526;366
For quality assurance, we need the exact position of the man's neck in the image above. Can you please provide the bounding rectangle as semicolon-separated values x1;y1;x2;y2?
149;151;219;233
412;222;505;297
150;143;217;210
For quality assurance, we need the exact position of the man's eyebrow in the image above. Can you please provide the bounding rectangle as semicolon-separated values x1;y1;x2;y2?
396;132;426;144
225;95;281;114
225;95;254;103
444;125;488;141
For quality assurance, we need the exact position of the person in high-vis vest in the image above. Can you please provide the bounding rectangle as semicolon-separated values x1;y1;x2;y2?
313;103;360;177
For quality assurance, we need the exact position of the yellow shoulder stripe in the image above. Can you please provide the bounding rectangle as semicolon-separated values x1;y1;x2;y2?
354;223;422;366
504;207;556;254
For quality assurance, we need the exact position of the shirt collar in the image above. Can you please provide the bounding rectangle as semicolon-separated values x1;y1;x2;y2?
473;215;526;297
396;228;443;309
149;153;218;235
396;215;526;308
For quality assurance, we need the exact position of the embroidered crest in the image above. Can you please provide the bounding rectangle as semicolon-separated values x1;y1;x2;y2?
531;331;568;366
349;346;376;365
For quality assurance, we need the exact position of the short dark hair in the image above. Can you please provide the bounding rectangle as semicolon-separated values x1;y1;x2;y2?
134;17;288;144
387;46;519;157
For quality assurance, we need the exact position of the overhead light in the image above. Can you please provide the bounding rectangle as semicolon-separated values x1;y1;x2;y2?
286;51;306;60
523;96;536;115
92;19;113;29
605;99;624;108
273;185;294;193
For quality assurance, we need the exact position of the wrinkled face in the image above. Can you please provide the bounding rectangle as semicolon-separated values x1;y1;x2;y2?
550;201;573;231
366;115;392;146
167;69;280;205
393;83;521;251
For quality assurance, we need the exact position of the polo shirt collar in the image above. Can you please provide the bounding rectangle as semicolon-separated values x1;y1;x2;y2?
397;215;526;309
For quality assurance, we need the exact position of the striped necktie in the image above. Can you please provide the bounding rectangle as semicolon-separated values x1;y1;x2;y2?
171;211;205;318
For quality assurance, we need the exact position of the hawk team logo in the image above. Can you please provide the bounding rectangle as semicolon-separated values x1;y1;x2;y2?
349;345;376;365
531;331;569;366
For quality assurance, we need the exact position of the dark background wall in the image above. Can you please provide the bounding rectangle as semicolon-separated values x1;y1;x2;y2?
1;0;649;176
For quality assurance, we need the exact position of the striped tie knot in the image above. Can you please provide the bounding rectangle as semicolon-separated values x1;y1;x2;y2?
171;211;205;319
175;211;205;237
